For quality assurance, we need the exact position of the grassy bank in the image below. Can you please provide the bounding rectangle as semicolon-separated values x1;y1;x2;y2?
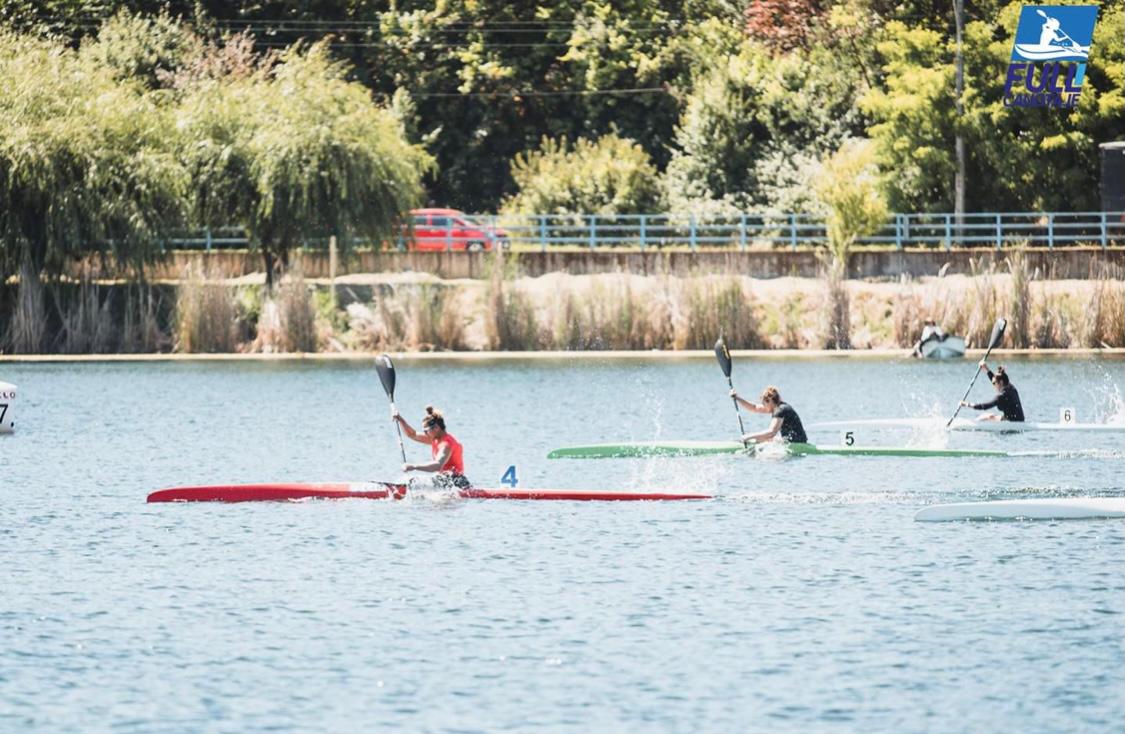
2;262;1123;355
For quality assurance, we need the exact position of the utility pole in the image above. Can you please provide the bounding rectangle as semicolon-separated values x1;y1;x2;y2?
954;0;966;236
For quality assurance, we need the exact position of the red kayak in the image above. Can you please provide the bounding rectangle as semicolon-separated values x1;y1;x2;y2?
147;482;711;503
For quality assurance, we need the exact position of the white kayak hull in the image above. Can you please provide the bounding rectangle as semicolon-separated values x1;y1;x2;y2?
808;418;1125;433
916;497;1125;522
919;336;965;359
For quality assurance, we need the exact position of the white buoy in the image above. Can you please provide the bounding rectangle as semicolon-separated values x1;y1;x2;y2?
0;381;15;433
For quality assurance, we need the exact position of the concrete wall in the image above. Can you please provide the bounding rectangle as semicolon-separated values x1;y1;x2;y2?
124;247;1125;281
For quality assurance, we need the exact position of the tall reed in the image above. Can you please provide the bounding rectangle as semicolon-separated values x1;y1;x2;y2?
1007;250;1034;349
819;256;850;349
5;264;47;354
485;253;540;350
122;283;167;352
1081;263;1125;348
260;272;318;352
411;285;468;350
174;265;240;353
679;276;758;349
891;279;922;348
1032;292;1072;348
963;258;999;347
56;280;116;354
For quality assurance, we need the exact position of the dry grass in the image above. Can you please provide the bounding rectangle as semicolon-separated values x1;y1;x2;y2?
891;279;922;348
1032;291;1073;349
1080;263;1125;348
411;285;469;351
344;283;471;352
9;255;1124;354
1007;250;1034;349
253;271;318;353
174;265;240;353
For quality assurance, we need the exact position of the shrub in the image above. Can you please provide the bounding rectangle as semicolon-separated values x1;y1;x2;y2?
503;133;662;216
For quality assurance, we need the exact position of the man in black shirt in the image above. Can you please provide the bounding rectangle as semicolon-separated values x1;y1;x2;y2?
960;362;1025;422
729;385;809;444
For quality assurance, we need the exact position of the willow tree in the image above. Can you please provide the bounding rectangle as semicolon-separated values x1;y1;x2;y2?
814;139;888;349
177;40;432;288
0;31;187;350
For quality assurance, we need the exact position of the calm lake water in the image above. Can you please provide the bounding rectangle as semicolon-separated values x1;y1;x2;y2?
2;355;1123;732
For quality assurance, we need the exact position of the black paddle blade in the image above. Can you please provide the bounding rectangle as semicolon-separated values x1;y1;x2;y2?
375;354;396;398
714;336;733;378
988;318;1007;350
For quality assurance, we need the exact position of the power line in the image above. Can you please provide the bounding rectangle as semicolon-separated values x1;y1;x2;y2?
408;87;671;98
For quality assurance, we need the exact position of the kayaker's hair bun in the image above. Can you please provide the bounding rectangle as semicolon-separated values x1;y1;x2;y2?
422;405;446;430
760;386;781;405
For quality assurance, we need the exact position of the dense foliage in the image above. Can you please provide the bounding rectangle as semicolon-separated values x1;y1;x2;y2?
503;134;661;215
0;14;430;284
2;0;1123;224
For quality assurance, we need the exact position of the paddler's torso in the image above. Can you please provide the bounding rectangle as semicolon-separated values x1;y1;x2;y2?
432;433;464;474
773;402;807;443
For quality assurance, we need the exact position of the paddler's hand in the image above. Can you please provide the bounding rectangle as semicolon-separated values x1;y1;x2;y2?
959;400;969;407
729;389;738;399
978;359;988;370
391;407;401;420
402;463;413;472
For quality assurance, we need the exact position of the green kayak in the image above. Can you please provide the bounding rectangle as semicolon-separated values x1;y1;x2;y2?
546;440;1012;459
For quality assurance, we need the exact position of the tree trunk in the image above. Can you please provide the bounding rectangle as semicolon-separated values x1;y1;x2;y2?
263;250;275;291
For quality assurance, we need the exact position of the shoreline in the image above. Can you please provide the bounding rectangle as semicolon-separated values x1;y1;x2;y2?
2;348;1123;363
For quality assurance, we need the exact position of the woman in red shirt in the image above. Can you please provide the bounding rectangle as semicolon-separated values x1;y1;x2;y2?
393;405;469;488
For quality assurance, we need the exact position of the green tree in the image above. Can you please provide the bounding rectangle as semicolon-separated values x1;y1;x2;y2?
176;40;433;287
815;138;889;259
0;30;186;280
863;3;1125;212
663;41;865;214
502;133;662;215
82;9;197;86
814;138;888;349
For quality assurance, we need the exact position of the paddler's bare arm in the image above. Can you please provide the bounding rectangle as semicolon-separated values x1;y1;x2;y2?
729;390;773;414
742;417;783;444
393;411;430;444
404;444;452;473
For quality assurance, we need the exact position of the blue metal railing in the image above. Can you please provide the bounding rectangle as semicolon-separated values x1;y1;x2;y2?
166;211;1125;252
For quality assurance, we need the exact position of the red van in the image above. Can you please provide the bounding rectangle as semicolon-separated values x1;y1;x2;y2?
404;208;509;252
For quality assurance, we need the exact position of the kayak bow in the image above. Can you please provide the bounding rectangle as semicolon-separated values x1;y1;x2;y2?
147;482;711;503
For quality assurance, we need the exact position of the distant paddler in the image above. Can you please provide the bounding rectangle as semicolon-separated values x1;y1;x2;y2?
960;361;1025;422
393;405;470;488
729;386;808;444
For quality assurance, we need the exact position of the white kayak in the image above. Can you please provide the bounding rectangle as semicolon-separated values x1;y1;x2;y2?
916;497;1125;522
809;418;1125;433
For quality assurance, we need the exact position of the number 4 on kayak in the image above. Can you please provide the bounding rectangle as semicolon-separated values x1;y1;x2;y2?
501;465;518;488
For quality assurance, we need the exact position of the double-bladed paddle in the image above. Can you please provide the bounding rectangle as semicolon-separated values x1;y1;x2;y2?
946;317;1007;427
714;335;747;438
375;353;407;462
